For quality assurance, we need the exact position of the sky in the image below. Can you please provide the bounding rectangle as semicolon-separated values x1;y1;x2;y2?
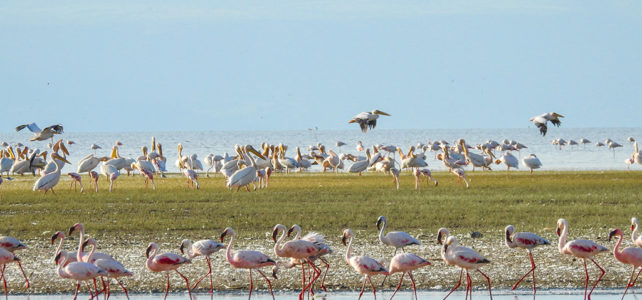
1;1;641;132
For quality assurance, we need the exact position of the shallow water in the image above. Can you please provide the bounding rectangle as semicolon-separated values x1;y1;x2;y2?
1;127;641;172
4;289;636;299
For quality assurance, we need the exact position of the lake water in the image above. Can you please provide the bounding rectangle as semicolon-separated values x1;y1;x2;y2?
1;127;641;173
4;289;635;299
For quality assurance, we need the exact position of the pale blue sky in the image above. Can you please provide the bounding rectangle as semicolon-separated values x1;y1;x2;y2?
1;1;641;132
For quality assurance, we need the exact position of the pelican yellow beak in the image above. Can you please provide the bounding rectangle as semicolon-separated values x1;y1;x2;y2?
40;151;48;160
157;144;163;156
247;146;266;160
110;146;118;159
7;147;15;160
554;113;564;118
348;119;356;124
374;110;390;116
151;137;156;151
52;153;71;164
142;146;148;156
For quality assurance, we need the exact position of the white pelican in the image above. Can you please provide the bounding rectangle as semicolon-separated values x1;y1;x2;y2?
496;152;519;173
204;154;215;177
632;142;641;165
277;144;298;173
76;154;109;174
295;147;311;172
348;148;371;175
461;141;494;172
437;146;466;171
529;112;564;136
42;140;70;174
254;144;273;170
15;123;64;142
579;138;591;147
226;145;265;192
0;147;16;176
104;146;132;173
33;153;71;194
521;154;542;174
323;150;341;173
101;163;120;192
175;143;188;172
348;110;391;133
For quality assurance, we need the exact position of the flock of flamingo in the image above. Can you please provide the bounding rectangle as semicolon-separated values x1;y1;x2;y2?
1;217;642;300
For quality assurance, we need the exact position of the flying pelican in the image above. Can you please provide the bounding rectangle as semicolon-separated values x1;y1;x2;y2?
33;153;71;194
529;112;564;136
15;123;64;142
348;110;391;133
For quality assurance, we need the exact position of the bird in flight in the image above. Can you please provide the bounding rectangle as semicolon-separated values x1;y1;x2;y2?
529;112;563;136
15;123;64;142
348;110;390;133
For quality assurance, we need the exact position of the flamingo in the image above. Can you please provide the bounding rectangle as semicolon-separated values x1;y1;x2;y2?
348;110;391;133
609;228;642;299
557;218;608;300
50;231;77;266
33;153;71;194
342;228;389;300
145;242;192;300
0;236;30;291
82;238;133;300
179;238;225;293
67;172;84;192
451;168;469;188
377;216;420;255
54;252;107;300
89;171;99;192
390;167;401;190
504;225;550;295
255;167;271;189
272;224;322;300
387;253;431;300
100;164;120;193
631;217;642;248
439;234;492;300
287;225;332;292
183;169;200;190
220;227;278;300
68;223;114;263
0;247;24;298
413;168;438;189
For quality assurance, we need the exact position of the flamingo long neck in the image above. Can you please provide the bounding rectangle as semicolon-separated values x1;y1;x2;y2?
56;255;68;277
274;227;287;257
146;247;158;270
633;221;640;243
84;243;96;263
345;236;354;263
225;233;235;263
378;220;387;244
76;228;85;262
185;242;195;259
558;224;568;254
504;230;517;248
293;228;302;240
54;237;65;258
613;232;625;262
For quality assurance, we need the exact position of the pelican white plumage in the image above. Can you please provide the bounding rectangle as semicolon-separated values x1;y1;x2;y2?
348;148;371;176
295;147;311;172
496;152;519;173
227;145;265;192
76;154;109;174
0;148;15;176
521;154;542;173
348;110;391;133
33;153;71;194
529;112;564;136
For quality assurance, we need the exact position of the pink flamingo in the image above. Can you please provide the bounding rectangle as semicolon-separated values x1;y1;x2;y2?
256;167;271;189
139;168;156;190
390;167;400;190
504;225;550;295
83;238;132;300
0;175;3;200
0;236;30;290
451;168;469;188
413;168;438;189
609;228;642;299
557;218;608;300
437;228;492;300
272;224;322;300
631;217;642;248
145;242;192;300
50;231;78;267
183;169;200;189
179;238;225;293
342;229;389;300
89;171;99;192
388;253;431;300
108;171;119;192
54;251;107;300
0;248;24;299
220;227;278;300
67;172;84;192
287;224;332;293
68;223;113;263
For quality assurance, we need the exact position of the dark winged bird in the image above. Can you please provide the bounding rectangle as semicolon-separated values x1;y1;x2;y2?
348;110;390;133
16;123;64;142
529;112;563;136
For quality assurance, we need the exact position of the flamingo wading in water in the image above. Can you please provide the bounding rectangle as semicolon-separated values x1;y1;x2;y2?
180;238;225;293
145;242;192;300
504;225;550;295
609;228;642;299
342;229;389;300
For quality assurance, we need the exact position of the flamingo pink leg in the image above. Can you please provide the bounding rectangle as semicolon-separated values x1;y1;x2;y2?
358;275;367;300
116;279;129;300
256;270;275;300
164;273;170;300
367;275;378;300
512;251;536;294
409;272;417;300
73;282;80;300
248;269;253;300
477;269;493;300
319;258;330;292
303;260;321;297
191;256;214;292
175;270;192;298
465;270;471;300
588;258;605;300
443;269;464;300
389;272;405;300
1;266;7;300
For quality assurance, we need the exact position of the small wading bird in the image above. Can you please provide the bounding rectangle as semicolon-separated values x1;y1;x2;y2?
0;235;30;294
180;238;225;293
609;228;642;299
145;242;192;300
504;225;550;295
81;238;133;300
530;112;564;136
557;218;608;300
15;123;64;142
387;253;431;300
348;110;391;133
